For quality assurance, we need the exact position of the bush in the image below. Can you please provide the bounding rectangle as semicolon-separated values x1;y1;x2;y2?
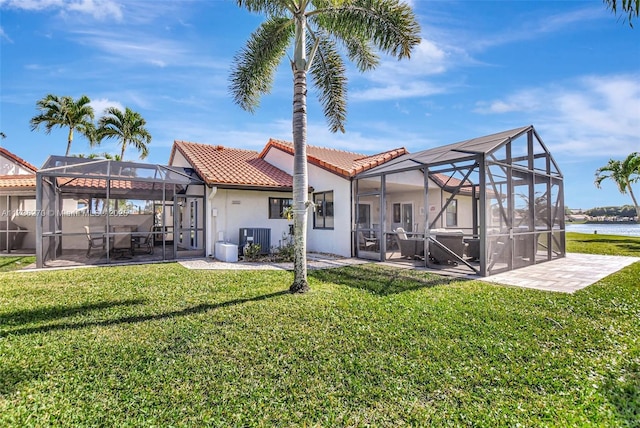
242;243;261;261
271;241;294;262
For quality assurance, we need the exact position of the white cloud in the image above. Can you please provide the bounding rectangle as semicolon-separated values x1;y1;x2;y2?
0;26;13;42
66;0;122;20
349;38;456;101
351;81;447;102
70;28;189;68
467;6;604;52
1;0;123;20
474;74;640;158
90;97;123;115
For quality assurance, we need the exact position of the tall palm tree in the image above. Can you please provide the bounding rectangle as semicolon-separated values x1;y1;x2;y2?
30;94;96;156
231;0;420;293
97;107;151;160
595;152;640;222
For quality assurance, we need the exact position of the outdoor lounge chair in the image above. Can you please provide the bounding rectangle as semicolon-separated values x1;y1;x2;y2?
464;238;480;261
429;231;466;265
394;227;423;259
84;225;106;257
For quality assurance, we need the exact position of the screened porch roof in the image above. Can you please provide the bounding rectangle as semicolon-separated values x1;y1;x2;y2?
356;125;557;178
37;156;203;199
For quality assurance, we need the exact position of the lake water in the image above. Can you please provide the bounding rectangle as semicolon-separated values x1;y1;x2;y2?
566;223;640;237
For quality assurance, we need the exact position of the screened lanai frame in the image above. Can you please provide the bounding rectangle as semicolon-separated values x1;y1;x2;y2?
35;156;205;268
353;125;565;276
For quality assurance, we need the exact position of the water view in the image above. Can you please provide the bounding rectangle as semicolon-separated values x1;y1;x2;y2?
566;223;640;237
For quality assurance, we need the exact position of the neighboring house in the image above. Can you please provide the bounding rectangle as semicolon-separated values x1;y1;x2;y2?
168;139;406;258
0;147;38;252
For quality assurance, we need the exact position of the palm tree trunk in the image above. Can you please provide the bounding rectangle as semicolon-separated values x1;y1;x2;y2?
627;182;640;223
120;143;126;161
289;13;310;294
66;128;74;156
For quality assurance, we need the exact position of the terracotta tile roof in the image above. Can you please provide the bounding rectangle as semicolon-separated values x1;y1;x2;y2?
170;141;293;189
57;177;156;191
0;147;38;172
0;174;36;189
260;139;407;178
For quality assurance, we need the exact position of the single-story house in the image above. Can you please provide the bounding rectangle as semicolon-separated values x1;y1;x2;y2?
169;124;565;276
13;124;564;275
168;138;406;258
0;147;38;252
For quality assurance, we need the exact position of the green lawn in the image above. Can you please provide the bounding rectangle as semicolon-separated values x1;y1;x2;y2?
567;231;640;256
1;236;639;426
0;256;35;273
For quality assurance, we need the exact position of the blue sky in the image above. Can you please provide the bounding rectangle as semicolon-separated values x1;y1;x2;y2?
0;0;638;210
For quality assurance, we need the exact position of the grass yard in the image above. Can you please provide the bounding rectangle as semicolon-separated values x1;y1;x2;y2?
567;231;640;256
0;235;639;426
0;256;35;273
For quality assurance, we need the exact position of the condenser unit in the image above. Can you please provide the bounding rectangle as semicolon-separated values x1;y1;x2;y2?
238;228;271;255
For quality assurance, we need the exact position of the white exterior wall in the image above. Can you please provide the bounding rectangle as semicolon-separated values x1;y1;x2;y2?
382;170;475;232
423;187;474;231
207;188;293;257
0;154;32;175
263;147;352;257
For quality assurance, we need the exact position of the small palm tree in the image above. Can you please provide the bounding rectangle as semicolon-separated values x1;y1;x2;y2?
30;94;96;156
231;0;420;293
595;152;640;222
97;107;151;160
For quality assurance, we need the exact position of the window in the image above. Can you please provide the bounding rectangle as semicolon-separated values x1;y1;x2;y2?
393;203;401;223
268;197;293;219
446;199;457;227
313;191;334;229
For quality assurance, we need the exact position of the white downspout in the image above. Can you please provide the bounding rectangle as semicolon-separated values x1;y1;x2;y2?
207;186;218;257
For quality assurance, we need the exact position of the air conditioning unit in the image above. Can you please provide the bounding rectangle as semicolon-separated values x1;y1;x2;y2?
238;228;271;255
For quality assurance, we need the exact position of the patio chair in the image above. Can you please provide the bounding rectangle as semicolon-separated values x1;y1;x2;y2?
358;231;379;252
84;225;106;257
394;227;419;259
134;229;154;255
111;226;133;259
464;238;480;261
429;231;466;265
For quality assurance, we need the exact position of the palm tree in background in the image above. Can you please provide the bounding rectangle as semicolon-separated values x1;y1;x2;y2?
97;107;151;161
30;94;96;156
75;152;123;161
230;0;421;293
595;152;640;222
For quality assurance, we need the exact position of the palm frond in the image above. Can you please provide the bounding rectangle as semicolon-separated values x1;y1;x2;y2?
595;159;629;193
622;152;640;183
314;0;421;59
236;0;292;17
308;35;347;133
339;34;379;71
98;107;151;160
230;17;294;112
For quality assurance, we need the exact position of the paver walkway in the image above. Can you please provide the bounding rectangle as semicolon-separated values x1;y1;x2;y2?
181;252;640;294
480;252;640;293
